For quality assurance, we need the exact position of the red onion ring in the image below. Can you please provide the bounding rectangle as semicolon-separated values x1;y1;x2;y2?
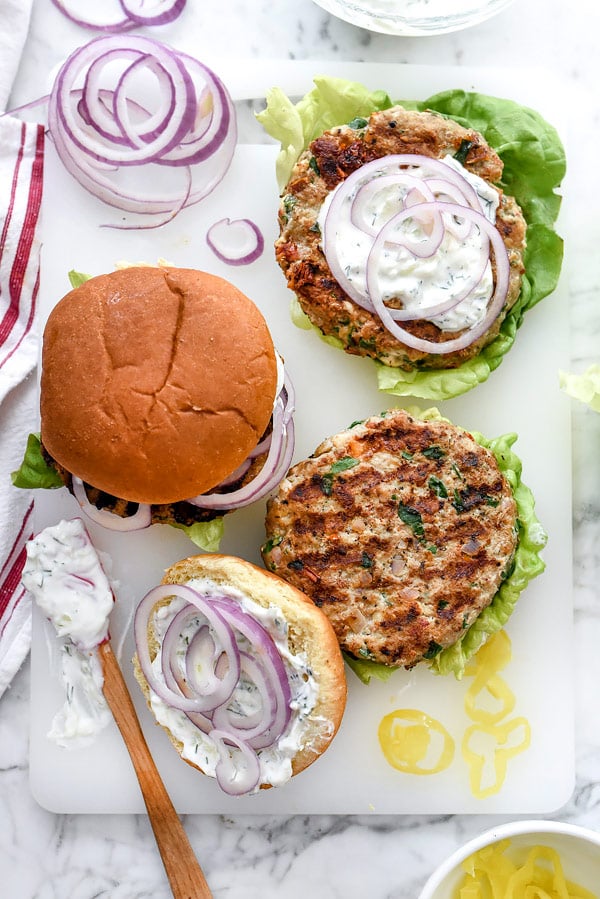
162;605;241;713
50;0;134;32
211;651;275;734
206;218;265;266
187;372;296;511
134;585;298;795
350;173;435;237
135;585;239;713
320;154;508;348
119;0;187;26
366;201;510;354
322;154;484;308
51;0;186;31
210;598;292;749
72;476;152;530
366;205;490;321
47;35;236;226
210;729;261;796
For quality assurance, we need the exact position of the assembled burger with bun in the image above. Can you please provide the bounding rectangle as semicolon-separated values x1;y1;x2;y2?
13;265;295;547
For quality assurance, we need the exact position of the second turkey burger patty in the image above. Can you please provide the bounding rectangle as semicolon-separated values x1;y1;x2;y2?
261;408;519;669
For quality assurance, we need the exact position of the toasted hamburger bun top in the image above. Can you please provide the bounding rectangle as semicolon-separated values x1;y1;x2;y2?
41;267;278;504
134;554;347;790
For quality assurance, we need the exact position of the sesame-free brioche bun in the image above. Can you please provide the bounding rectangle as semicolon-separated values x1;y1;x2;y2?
133;554;347;789
40;267;278;504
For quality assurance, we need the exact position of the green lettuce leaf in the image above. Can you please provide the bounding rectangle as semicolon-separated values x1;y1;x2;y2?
11;433;64;489
338;408;547;683
258;78;565;399
170;518;225;552
68;269;92;288
559;364;600;413
257;76;392;190
430;429;547;678
343;652;397;684
12;433;225;552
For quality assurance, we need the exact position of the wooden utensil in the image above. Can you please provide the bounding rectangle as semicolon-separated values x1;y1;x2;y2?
99;641;213;899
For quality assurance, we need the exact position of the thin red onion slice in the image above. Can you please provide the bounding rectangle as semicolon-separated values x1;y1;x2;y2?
350;173;435;237
134;584;239;713
50;0;134;32
211;597;292;749
187;371;296;511
213;651;274;732
161;606;241;713
206;218;265;266
366;206;491;322
366;201;510;354
72;476;152;530
51;0;186;30
47;35;236;225
119;0;187;26
210;729;261;796
322;154;482;297
54;39;196;165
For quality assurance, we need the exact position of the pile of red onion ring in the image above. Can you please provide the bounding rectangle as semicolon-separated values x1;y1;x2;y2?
134;584;295;795
47;34;236;227
72;365;295;529
320;154;510;354
51;0;187;32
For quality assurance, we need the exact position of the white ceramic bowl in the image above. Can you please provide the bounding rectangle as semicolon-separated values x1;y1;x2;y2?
418;820;600;898
312;0;516;36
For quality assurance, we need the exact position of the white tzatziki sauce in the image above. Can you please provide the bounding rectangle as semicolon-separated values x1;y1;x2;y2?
343;0;491;18
22;518;113;748
318;154;500;333
148;577;323;793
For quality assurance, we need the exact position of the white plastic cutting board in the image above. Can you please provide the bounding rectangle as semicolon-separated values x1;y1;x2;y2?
29;62;573;814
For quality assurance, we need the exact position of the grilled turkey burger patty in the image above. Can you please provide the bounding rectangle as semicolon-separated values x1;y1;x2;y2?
275;105;527;371
262;409;519;668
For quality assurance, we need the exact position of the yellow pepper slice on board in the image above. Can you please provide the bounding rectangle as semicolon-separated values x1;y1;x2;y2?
465;672;516;726
464;632;516;726
464;629;513;680
462;716;531;799
378;708;455;774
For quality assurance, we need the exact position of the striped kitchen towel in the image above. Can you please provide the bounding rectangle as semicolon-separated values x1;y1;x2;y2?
0;115;45;699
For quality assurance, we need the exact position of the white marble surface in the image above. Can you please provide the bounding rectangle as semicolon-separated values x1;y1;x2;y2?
2;0;600;895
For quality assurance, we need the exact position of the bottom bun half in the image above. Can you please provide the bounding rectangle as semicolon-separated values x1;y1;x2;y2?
133;554;347;794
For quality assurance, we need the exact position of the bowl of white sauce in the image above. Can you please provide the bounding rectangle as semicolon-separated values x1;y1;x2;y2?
311;0;516;35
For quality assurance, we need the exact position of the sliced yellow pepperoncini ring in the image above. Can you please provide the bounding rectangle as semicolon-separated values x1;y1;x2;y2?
378;708;455;775
464;672;516;726
455;841;598;899
462;717;531;799
464;629;513;681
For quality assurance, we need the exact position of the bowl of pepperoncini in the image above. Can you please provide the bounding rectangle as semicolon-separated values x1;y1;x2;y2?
418;820;600;898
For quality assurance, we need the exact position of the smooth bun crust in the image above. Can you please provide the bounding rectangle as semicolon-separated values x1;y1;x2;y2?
41;267;277;503
134;554;347;785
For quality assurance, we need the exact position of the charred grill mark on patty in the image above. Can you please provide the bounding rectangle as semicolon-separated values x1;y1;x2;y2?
262;409;518;668
275;105;527;371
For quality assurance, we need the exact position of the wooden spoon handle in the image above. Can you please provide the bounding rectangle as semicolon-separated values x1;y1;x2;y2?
99;641;213;899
